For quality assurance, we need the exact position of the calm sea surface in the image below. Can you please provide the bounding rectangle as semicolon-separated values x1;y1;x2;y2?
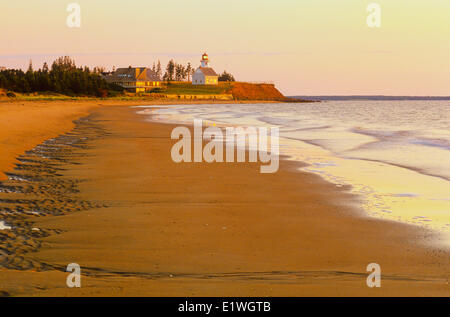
137;101;450;243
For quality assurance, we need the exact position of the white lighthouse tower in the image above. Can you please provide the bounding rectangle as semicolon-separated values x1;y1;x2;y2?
192;52;219;85
201;53;209;67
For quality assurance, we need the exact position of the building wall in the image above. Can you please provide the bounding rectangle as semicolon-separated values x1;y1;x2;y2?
110;81;161;93
205;76;218;85
192;70;205;85
192;70;218;85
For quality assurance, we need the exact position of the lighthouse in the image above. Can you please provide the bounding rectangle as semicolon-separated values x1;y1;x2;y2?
192;53;219;85
201;53;209;67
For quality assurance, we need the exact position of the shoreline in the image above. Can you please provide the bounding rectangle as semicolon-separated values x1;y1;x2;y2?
141;103;450;245
0;105;448;296
0;99;283;182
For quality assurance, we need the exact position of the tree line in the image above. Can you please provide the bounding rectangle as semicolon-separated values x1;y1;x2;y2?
160;60;193;82
158;59;235;82
0;56;121;97
0;56;237;96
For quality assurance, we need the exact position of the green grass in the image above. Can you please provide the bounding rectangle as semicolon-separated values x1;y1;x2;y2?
0;82;234;102
6;93;88;101
162;82;232;95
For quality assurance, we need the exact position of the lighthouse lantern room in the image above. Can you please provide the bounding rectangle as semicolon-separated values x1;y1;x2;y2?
201;53;209;67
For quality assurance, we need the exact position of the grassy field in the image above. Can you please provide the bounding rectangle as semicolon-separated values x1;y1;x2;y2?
162;82;232;95
0;82;291;102
0;94;87;102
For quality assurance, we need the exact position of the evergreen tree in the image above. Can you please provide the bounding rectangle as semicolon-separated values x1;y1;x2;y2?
27;60;33;73
42;62;49;73
0;73;7;89
175;63;185;81
185;63;193;82
25;60;36;90
164;59;175;81
218;71;236;82
156;60;162;79
0;56;121;96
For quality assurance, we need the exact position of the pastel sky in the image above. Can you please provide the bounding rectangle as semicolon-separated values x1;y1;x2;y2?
1;0;449;96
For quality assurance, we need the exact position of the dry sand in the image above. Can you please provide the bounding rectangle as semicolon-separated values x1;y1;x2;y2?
0;102;448;296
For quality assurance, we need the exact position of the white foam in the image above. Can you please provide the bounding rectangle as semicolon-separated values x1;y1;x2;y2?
0;221;12;230
135;101;450;244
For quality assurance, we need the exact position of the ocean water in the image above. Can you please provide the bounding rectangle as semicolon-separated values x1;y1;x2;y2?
136;101;450;243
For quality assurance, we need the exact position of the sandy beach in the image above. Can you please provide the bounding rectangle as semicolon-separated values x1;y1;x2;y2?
0;102;449;296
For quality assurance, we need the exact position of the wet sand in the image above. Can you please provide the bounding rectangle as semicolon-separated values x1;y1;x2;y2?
0;101;97;181
0;105;449;296
0;99;277;181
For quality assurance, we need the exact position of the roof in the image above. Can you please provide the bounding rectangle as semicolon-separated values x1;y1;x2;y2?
197;67;218;77
105;67;161;82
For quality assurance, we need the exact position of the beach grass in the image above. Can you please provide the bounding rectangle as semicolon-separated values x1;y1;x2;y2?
162;82;232;95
